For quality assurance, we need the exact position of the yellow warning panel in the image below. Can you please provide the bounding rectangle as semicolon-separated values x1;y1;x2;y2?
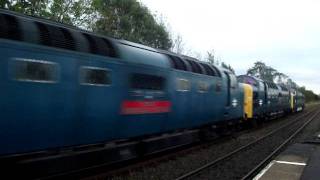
290;93;294;112
243;84;253;119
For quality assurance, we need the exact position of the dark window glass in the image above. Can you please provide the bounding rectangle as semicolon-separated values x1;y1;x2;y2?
130;73;165;90
240;76;258;87
13;59;58;82
81;67;111;86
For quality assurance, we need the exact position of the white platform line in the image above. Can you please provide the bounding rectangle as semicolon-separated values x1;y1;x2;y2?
253;160;307;180
275;160;306;166
253;160;275;180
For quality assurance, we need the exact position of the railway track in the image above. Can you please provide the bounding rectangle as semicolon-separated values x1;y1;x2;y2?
36;107;317;180
174;107;320;180
79;108;317;180
241;109;320;180
41;127;234;180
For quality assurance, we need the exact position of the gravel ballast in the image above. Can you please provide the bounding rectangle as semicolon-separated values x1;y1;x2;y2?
103;107;319;180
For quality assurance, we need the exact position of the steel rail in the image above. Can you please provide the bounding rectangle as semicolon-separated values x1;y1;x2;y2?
175;108;319;180
241;110;320;180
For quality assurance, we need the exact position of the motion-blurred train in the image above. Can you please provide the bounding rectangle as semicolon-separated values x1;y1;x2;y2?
0;9;304;163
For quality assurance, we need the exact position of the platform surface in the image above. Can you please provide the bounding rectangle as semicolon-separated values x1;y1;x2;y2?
253;134;320;180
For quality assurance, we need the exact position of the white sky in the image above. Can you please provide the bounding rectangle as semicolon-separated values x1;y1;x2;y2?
140;0;320;94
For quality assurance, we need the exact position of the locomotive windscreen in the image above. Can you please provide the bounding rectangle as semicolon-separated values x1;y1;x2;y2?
238;76;258;87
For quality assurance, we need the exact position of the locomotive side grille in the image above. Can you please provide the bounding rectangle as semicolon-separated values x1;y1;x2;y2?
35;22;52;46
185;59;202;74
102;38;117;58
200;63;217;76
166;54;221;77
35;22;77;51
82;33;117;58
82;33;98;54
60;28;76;50
0;14;22;41
167;55;187;71
0;11;118;58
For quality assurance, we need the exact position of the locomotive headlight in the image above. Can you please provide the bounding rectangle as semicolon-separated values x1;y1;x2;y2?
259;99;263;106
232;99;238;107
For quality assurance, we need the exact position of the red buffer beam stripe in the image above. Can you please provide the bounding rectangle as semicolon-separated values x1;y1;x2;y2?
121;100;171;115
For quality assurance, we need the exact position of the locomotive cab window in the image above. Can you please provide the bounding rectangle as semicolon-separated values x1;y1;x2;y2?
130;73;165;90
12;58;58;83
80;67;111;86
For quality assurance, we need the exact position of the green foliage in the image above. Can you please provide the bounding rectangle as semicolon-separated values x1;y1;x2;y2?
0;0;94;27
206;50;215;65
47;0;94;27
299;86;319;103
1;0;172;49
247;61;278;81
247;61;318;102
92;0;172;50
0;0;48;16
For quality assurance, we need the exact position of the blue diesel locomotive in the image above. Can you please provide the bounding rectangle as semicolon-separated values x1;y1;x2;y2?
0;9;304;173
0;9;243;156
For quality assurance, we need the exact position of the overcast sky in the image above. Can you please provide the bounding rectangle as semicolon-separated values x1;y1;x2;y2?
140;0;320;94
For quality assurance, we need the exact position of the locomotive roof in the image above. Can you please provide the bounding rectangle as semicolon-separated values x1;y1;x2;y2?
0;9;172;68
237;75;264;82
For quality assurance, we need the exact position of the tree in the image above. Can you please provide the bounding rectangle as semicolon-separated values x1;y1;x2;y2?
0;0;94;28
171;34;184;54
206;49;215;65
1;0;172;49
48;0;94;28
0;0;48;15
286;78;298;89
227;64;235;74
247;61;277;81
92;0;172;50
274;72;288;84
299;86;320;103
